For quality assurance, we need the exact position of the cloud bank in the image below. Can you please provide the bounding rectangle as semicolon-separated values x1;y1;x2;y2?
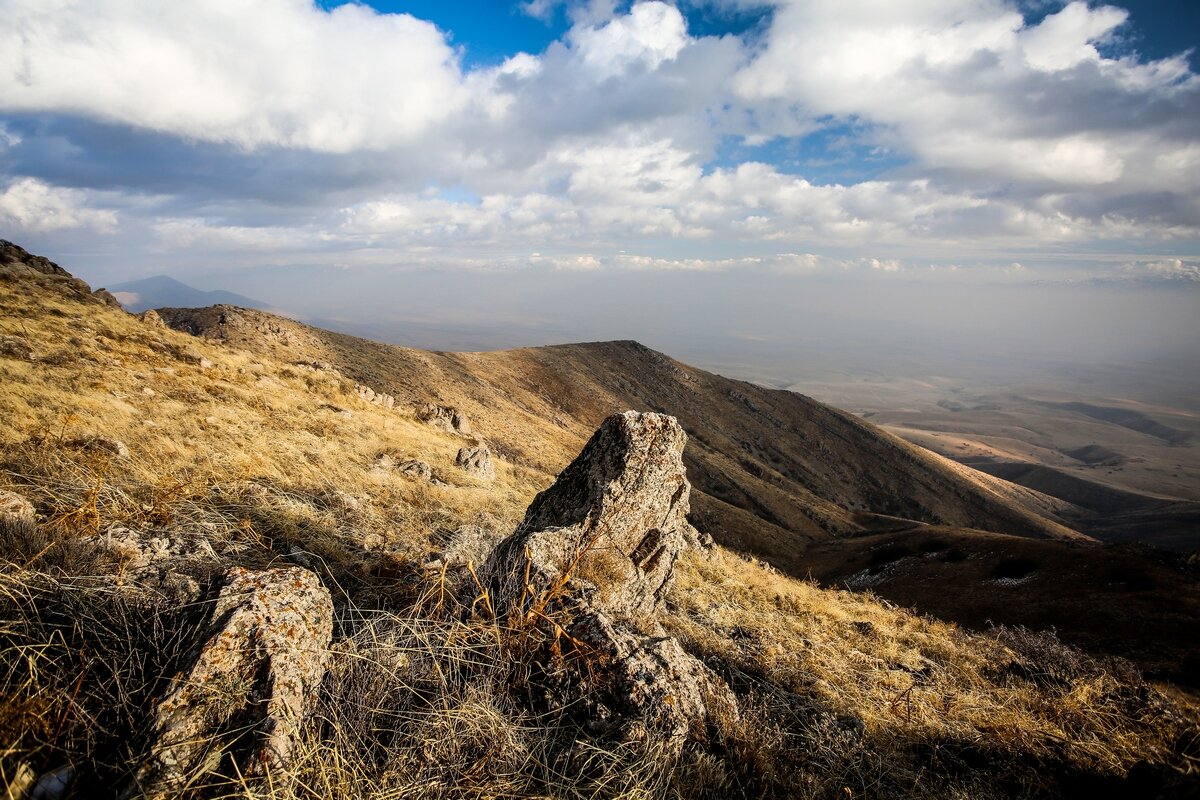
0;0;1197;284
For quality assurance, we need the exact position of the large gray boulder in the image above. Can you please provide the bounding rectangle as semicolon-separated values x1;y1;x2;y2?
484;411;734;749
129;566;333;797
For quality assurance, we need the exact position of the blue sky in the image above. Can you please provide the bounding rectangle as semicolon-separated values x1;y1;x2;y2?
0;0;1197;297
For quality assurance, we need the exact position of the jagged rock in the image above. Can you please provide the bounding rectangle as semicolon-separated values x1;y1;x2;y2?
0;334;34;361
66;435;130;459
92;288;121;308
130;567;333;797
484;411;735;750
417;403;471;435
139;309;166;327
455;445;495;480
0;490;36;522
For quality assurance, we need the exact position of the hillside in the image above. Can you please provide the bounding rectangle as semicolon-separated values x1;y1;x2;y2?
2;241;1198;799
157;304;1084;564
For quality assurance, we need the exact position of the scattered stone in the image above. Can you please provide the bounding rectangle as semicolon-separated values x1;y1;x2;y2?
484;411;735;750
27;764;74;800
131;567;333;797
173;345;213;369
0;490;36;523
67;435;130;459
455;445;495;480
90;526;217;602
141;387;156;397
417;403;471;435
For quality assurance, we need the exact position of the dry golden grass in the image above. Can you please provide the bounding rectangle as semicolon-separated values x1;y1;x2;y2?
1;277;1197;798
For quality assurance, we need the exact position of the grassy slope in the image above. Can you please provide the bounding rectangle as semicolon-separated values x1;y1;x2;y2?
2;256;1198;798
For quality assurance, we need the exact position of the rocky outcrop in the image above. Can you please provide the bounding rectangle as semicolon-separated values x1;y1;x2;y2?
455;445;495;480
484;411;735;750
417;403;471;435
0;240;108;305
139;309;166;327
130;567;333;797
92;288;121;307
355;383;396;410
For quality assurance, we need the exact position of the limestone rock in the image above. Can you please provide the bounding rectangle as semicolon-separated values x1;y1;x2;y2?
417;403;471;435
488;411;696;620
0;490;36;523
455;445;495;480
484;411;735;750
130;567;333;796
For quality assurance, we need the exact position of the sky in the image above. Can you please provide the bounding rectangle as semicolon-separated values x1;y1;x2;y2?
1;0;1198;382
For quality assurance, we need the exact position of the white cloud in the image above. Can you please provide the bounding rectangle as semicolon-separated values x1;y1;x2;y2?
569;1;689;77
0;0;1195;281
0;0;468;152
1120;257;1200;282
0;178;117;233
734;0;1200;194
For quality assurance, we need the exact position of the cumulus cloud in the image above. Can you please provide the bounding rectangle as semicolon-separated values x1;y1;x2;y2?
0;0;1196;283
734;0;1200;194
0;0;468;152
0;178;117;233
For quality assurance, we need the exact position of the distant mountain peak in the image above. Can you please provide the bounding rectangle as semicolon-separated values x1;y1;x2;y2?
106;274;268;313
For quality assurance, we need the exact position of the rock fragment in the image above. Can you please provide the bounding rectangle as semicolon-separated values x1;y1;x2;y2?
130;566;333;796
